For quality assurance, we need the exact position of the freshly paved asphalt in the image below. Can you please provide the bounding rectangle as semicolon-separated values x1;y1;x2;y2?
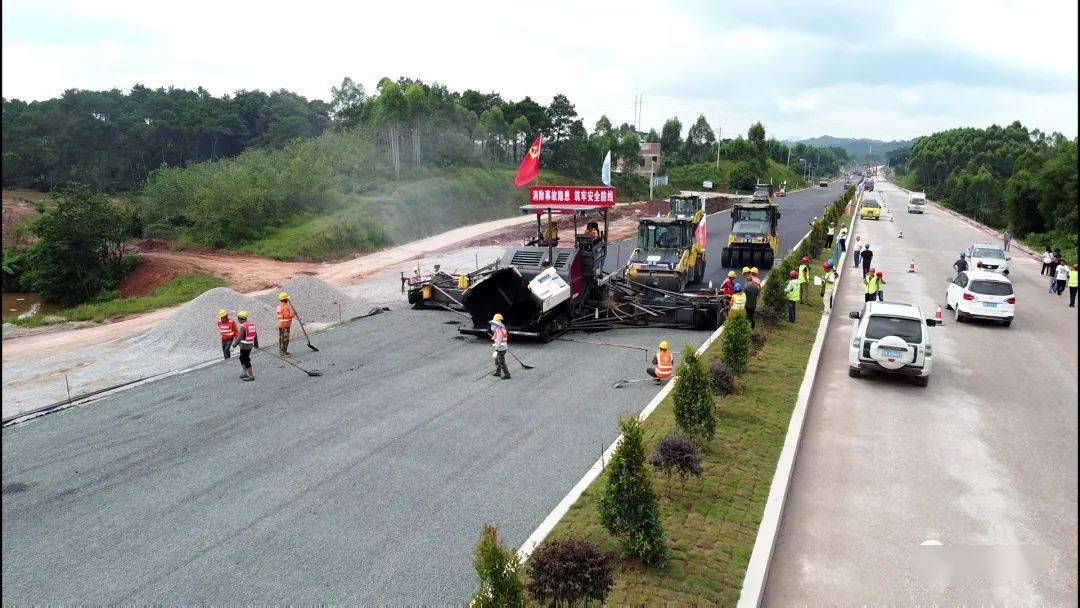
1;182;845;604
765;180;1078;603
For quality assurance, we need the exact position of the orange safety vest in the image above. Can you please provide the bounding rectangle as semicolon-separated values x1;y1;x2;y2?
655;350;674;379
240;321;258;345
277;302;294;328
216;319;238;340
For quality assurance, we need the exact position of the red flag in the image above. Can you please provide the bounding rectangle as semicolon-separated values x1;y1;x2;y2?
694;213;707;248
514;135;542;188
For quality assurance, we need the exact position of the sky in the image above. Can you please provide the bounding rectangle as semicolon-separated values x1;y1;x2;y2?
2;0;1077;141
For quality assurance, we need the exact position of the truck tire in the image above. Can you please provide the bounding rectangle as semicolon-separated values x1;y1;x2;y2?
763;250;775;269
721;248;732;268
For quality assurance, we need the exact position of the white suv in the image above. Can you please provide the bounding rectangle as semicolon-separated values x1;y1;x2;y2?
848;301;939;387
945;270;1015;326
965;243;1010;275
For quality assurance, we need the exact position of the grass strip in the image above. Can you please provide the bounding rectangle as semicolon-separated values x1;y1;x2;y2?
10;272;224;326
535;219;848;605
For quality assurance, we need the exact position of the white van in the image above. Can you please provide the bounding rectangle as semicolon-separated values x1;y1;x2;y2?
907;192;926;213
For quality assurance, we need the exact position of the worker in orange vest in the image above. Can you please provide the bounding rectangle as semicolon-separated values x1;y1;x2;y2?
230;310;259;381
276;292;294;357
216;309;238;359
647;341;675;385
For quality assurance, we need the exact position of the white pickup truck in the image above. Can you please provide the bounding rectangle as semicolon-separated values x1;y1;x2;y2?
907;192;926;213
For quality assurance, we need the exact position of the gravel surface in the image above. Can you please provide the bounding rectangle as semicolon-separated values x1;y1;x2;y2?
258;275;368;324
134;287;279;358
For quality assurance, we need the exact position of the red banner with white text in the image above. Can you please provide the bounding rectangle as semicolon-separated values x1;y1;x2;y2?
528;186;616;207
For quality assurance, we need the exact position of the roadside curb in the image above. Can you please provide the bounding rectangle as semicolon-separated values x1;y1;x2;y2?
517;231;812;562
736;196;859;607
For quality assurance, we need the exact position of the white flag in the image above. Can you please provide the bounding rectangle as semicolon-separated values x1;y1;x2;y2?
601;150;612;186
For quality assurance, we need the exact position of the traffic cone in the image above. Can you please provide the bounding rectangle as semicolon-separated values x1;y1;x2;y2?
935;305;943;322
898;228;903;238
908;258;916;273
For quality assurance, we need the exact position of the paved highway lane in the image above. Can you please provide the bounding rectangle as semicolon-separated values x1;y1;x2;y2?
765;180;1078;603
2;307;705;604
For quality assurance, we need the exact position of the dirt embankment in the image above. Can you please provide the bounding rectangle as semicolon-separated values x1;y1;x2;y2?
2;194;39;248
118;240;320;297
443;195;741;250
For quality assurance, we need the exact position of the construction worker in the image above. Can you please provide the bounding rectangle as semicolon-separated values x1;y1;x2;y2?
743;274;760;328
798;256;812;304
860;243;874;278
748;266;762;286
864;269;879;302
953;252;969;276
276;292;294;357
1068;263;1078;308
457;273;470;291
822;261;839;314
585;221;601;240
646;340;674;384
784;270;800;323
543;221;559;246
875;270;886;301
825;222;836;248
216;309;238;359
720;270;737;296
741;266;754;289
490;313;511;380
837;227;848;253
231;310;259;381
731;283;747;312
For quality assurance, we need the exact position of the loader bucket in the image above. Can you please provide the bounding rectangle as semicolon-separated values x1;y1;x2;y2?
461;267;542;330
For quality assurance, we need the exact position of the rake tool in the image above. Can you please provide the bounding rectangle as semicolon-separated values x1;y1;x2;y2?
289;303;319;352
256;348;322;377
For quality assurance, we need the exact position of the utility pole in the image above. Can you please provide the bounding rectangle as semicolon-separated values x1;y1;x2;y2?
649;166;654;200
715;125;721;170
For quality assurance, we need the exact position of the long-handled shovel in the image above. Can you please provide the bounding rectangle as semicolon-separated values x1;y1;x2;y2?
289;303;319;352
256;348;322;377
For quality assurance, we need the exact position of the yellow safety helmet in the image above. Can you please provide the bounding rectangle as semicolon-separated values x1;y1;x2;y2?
237;310;248;319
727;270;736;278
278;292;289;301
659;340;669;350
491;313;504;323
750;266;760;275
741;266;751;274
218;309;228;318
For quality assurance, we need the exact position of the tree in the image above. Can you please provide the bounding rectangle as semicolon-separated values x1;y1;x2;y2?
22;185;134;305
593;115;613;137
660;117;683;164
671;345;716;445
1004;169;1044;235
685;115;716;163
599;416;668;566
526;537;615;607
329;77;366;127
747;121;767;171
645;129;660;143
727;160;757;192
470;524;524;608
720;310;752;375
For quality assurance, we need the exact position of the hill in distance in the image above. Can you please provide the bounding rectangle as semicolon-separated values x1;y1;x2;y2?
794;136;914;162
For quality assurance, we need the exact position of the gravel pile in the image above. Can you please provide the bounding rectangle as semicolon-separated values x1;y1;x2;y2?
134;287;277;356
259;275;367;324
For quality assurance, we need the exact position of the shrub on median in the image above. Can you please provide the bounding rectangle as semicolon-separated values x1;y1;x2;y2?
708;360;737;395
526;536;615;607
649;435;704;482
470;524;524;608
750;324;768;352
672;345;717;445
599;416;668;567
720;310;752;375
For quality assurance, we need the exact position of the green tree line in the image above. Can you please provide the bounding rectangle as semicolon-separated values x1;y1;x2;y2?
903;122;1077;243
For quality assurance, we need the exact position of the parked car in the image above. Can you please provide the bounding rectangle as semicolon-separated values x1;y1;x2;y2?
848;301;939;386
818;179;829;187
859;198;881;220
865;179;875;191
945;270;1015;326
907;192;926;213
965;243;1010;275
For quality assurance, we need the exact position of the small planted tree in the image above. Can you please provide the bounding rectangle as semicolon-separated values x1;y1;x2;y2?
599;416;668;567
672;345;717;445
649;435;704;482
470;524;525;608
526;537;615;607
760;260;793;315
721;310;753;375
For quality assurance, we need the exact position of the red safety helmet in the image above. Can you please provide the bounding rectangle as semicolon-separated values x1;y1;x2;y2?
802;256;810;263
876;271;883;278
789;270;798;278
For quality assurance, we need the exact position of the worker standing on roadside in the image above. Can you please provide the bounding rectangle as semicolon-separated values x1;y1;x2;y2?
646;341;674;384
953;252;969;276
1054;260;1070;298
1068;264;1078;308
1002;230;1012;252
231;310;259;381
875;270;887;301
864;269;879;302
731;283;747;313
490;313;511;380
798;256;812;304
853;237;862;268
860;243;874;278
720;270;737;296
785;270;800;323
276;292;294;357
748;266;762;286
821;261;839;314
825;222;836;248
837;227;848;254
743;275;760;328
1042;247;1054;276
216;310;238;359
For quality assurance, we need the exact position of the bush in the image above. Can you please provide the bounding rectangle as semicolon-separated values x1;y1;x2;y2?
708;360;737;395
756;305;781;328
672;345;717;445
649;435;704;480
470;524;525;608
760;260;793;315
599;416;668;567
751;325;768;352
720;310;753;375
526;537;615;607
